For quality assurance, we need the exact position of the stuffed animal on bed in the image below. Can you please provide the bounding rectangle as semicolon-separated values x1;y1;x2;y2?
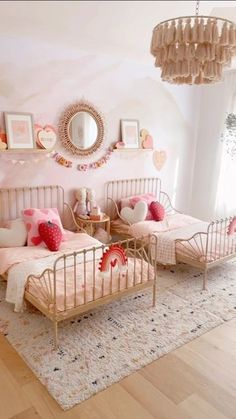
73;188;87;216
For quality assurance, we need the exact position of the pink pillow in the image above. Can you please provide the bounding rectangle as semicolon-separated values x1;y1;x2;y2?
121;193;156;220
22;208;64;247
149;201;165;221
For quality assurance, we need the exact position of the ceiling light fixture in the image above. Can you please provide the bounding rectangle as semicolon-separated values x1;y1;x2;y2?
150;1;236;84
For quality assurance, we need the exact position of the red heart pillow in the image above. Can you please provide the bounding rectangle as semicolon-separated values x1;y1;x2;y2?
38;221;62;251
149;201;165;221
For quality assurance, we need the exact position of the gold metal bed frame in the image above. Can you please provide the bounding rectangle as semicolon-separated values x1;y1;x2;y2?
106;177;236;290
0;185;157;348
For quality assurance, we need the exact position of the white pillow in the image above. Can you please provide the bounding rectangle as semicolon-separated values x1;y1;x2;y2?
120;201;148;224
0;218;27;247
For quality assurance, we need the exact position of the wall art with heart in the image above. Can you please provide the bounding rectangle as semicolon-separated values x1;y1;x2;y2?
35;124;57;150
153;150;167;171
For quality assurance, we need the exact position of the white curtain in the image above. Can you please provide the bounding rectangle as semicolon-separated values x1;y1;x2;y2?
215;72;236;218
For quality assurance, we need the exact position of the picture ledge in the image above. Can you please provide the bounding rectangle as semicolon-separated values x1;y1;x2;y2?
0;149;52;154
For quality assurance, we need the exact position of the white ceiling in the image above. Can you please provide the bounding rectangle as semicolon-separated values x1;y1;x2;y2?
0;1;236;63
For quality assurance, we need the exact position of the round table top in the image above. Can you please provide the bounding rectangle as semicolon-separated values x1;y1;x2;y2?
75;213;110;224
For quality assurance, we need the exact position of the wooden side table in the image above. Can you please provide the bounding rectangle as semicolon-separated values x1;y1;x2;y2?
75;214;110;237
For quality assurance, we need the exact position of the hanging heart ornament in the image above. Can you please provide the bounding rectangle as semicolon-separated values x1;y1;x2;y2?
153;150;167;171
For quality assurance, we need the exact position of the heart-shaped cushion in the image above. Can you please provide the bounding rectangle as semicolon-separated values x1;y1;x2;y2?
120;201;148;224
0;218;27;248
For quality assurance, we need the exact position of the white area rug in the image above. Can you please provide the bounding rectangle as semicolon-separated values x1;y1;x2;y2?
0;261;235;410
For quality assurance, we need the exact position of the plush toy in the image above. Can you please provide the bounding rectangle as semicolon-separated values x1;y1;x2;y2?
73;188;87;216
86;188;96;214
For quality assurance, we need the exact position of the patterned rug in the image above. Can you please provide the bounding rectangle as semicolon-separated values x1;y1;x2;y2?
0;261;235;410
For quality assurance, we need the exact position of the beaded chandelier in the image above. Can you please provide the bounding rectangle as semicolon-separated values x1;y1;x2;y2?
150;1;236;85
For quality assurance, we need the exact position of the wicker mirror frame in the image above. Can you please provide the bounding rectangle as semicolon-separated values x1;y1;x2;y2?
58;100;105;156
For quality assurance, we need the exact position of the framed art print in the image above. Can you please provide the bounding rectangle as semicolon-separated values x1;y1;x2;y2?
4;112;35;149
121;119;140;148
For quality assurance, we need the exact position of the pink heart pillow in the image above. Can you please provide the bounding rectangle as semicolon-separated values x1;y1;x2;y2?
149;201;165;221
22;208;65;247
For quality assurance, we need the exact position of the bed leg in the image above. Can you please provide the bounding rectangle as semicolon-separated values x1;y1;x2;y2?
203;269;208;291
152;282;157;307
53;321;58;350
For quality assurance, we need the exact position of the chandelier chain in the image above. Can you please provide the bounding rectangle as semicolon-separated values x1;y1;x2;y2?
195;0;200;16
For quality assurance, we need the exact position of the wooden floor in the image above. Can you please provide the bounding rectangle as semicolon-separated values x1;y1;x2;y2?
0;318;235;419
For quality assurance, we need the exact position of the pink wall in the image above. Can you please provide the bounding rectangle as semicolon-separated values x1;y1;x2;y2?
0;37;197;212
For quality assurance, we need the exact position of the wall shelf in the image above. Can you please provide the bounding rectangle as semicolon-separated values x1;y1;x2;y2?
0;148;52;154
113;148;153;152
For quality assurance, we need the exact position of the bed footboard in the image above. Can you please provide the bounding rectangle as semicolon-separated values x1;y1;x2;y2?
175;216;236;288
25;235;157;348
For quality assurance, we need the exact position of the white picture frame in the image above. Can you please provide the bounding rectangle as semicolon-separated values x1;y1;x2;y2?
4;112;35;150
121;119;140;148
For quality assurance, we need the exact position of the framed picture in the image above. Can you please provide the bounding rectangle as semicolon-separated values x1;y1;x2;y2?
4;112;35;149
121;119;140;148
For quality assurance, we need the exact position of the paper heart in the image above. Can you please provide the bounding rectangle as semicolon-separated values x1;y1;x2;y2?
24;209;35;216
153;150;167;171
31;236;43;246
120;201;148;224
142;134;153;149
37;128;57;150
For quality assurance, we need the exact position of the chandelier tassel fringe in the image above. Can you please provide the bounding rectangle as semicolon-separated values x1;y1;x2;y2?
151;14;236;84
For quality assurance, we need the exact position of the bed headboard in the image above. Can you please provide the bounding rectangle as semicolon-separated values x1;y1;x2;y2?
0;185;65;223
106;177;162;219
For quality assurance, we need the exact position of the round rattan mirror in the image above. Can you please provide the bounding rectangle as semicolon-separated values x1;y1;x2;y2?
58;101;104;156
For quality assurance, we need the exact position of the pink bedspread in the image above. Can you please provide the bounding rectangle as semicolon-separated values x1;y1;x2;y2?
28;257;154;313
0;232;100;275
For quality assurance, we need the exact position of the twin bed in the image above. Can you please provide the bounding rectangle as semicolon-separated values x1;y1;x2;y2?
0;185;157;348
106;177;236;290
0;179;235;348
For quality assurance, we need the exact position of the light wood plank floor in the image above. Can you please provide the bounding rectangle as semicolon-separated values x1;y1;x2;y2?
0;318;235;419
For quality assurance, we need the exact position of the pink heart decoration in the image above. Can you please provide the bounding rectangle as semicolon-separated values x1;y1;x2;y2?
153;150;167;171
143;134;153;149
31;236;43;246
24;209;35;216
35;125;57;150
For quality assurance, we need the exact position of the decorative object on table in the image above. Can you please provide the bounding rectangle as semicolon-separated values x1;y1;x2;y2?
153;150;167;171
51;151;72;167
98;244;127;277
35;124;57;150
86;188;96;214
38;221;62;251
140;129;154;149
221;113;236;159
77;145;115;171
90;205;102;221
121;119;140;148
150;0;236;85
58;99;105;157
73;188;87;216
4;112;35;149
120;201;148;224
0;129;7;149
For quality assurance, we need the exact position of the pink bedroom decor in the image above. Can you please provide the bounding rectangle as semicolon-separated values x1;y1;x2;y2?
38;221;62;251
77;146;115;171
120;193;156;220
4;112;35;149
140;129;154;149
22;207;64;247
35;124;57;149
227;217;236;235
51;151;73;168
98;244;127;277
149;201;165;221
120;201;148;224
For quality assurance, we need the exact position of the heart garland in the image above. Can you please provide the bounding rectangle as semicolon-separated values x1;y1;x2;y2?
77;146;114;171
